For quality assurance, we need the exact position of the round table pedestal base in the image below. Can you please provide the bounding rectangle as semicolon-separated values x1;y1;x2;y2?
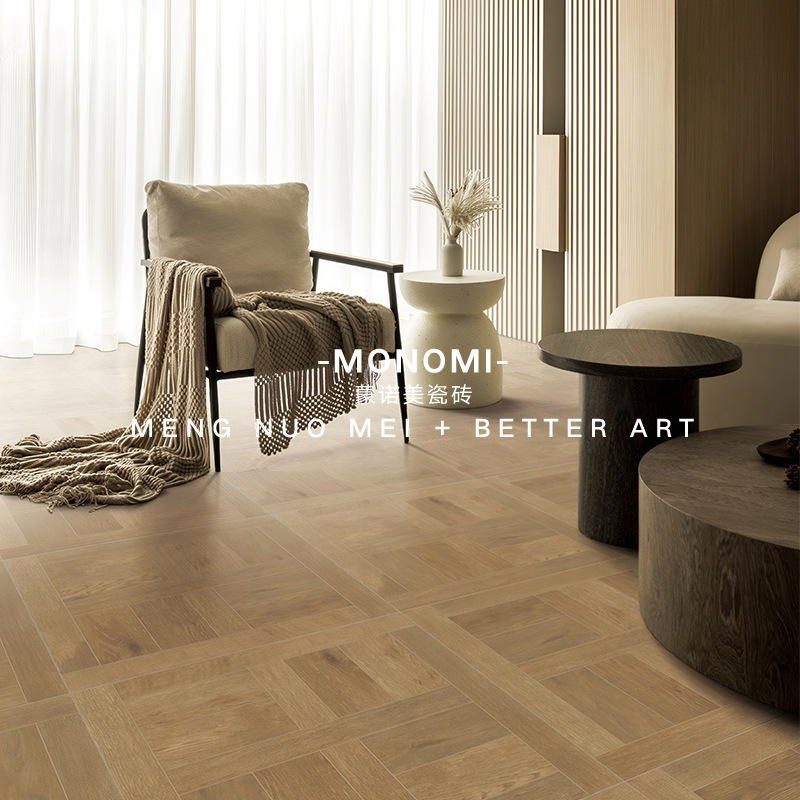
578;374;699;548
404;312;502;408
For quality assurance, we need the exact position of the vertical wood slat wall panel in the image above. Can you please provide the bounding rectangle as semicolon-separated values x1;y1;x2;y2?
566;0;618;331
440;0;539;341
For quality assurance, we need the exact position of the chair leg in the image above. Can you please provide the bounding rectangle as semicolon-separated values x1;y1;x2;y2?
133;310;146;415
395;358;409;444
208;373;222;472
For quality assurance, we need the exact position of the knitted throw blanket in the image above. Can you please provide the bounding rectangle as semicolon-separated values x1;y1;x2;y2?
0;258;384;509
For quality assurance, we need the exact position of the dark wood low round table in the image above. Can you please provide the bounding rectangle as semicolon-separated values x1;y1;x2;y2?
639;425;799;713
538;329;741;548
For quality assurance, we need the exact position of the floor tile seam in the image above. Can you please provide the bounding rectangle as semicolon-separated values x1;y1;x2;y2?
395;608;613;779
0;631;29;711
61;611;409;693
0;509;272;563
484;483;585;537
622;642;759;709
397;554;636;615
308;743;425;800
5;556;106;673
402;606;639;748
481;459;581;483
266;474;494;517
540;662;677;737
578;658;719;729
517;630;656;682
163;686;474;792
0;698;78;734
30;717;76;800
72;682;181;800
623;726;800;792
255;524;397;619
279;510;597;617
533;587;638;640
0;561;70;704
597;707;787;782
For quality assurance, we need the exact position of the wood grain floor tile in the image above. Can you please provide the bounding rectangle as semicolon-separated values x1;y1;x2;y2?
167;687;467;793
489;532;593;566
629;769;708;800
583;785;643;800
230;583;354;629
0;505;27;549
599;705;779;780
121;670;296;770
0;563;67;701
341;632;449;700
213;523;296;567
131;593;219;648
256;751;362;800
65;609;400;692
599;569;639;600
395;625;618;794
76;605;161;664
663;717;800;789
450;594;562;639
183;587;251;635
407;539;508;582
362;702;508;773
74;684;180;800
0;725;68;800
38;713;124;800
0;695;76;734
430;555;632;618
539;581;642;637
250;661;338;728
542;668;672;743
629;641;774;709
588;653;719;724
405;607;624;757
286;647;395;716
484;615;600;664
1;343;791;800
520;629;653;680
264;522;397;615
491;770;586;800
180;774;271;800
5;556;99;672
325;740;418;800
696;749;800;800
0;643;25;711
367;547;452;592
397;734;556;800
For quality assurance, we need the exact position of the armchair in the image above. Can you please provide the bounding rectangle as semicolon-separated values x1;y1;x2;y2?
133;181;408;471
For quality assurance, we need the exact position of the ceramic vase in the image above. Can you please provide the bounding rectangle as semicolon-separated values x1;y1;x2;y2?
441;236;464;277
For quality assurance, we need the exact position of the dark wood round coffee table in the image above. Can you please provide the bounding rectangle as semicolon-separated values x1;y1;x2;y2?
538;329;741;547
639;425;799;713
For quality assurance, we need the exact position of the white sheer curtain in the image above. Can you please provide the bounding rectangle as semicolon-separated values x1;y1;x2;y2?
0;0;439;357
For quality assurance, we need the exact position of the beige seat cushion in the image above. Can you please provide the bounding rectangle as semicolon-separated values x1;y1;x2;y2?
214;306;397;373
145;181;313;293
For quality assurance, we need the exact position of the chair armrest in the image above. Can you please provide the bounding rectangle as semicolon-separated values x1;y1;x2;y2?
309;250;404;274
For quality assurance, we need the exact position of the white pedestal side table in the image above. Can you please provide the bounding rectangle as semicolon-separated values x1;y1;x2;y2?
399;269;505;408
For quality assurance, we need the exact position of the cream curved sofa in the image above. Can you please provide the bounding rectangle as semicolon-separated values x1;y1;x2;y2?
608;213;800;429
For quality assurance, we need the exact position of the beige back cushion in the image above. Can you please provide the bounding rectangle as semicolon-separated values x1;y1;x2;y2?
145;181;312;293
754;211;800;299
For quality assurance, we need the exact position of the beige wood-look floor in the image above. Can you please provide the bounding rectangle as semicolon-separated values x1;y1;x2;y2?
0;338;797;800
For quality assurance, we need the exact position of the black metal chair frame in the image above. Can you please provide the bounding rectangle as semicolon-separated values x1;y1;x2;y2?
134;211;408;471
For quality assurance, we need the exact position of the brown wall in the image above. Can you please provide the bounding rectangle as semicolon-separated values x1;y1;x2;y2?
618;0;799;303
676;0;799;297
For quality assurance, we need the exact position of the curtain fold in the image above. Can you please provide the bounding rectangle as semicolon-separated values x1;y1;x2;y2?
0;0;439;358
